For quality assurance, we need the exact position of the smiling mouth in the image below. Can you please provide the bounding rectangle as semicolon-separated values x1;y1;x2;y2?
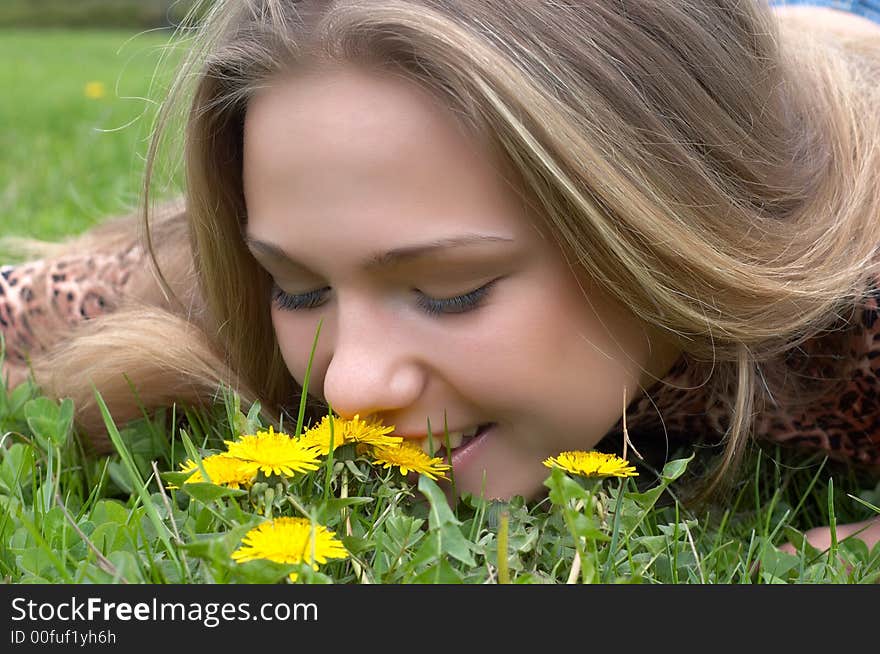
416;422;495;459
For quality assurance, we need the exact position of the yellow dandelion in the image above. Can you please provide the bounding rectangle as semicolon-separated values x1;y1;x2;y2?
231;517;349;582
225;426;321;477
84;81;106;99
370;441;451;480
176;454;255;489
542;450;638;478
343;413;401;447
299;415;355;455
300;413;401;454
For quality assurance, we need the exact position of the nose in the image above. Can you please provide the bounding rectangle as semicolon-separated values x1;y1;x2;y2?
320;309;427;420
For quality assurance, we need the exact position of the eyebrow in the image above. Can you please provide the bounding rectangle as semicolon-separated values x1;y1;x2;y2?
245;234;515;272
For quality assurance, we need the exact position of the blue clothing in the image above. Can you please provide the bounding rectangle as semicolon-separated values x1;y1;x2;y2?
770;0;880;24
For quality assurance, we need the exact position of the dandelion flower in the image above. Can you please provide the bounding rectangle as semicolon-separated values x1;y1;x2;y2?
370;441;451;480
177;454;255;489
344;414;401;447
232;517;349;582
542;450;638;478
301;414;401;454
225;426;321;477
299;415;355;454
84;81;106;99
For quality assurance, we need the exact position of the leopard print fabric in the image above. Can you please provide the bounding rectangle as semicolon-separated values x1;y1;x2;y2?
608;284;880;469
2;247;880;469
0;244;145;367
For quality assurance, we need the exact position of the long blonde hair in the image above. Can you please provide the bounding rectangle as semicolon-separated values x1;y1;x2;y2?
31;1;880;498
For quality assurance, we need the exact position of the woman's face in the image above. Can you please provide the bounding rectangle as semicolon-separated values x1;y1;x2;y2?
242;65;680;501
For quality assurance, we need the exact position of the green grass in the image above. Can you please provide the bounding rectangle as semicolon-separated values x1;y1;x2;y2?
0;30;879;585
0;29;184;242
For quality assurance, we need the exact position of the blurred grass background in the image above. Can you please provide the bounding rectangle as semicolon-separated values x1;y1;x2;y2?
0;1;199;245
0;0;201;29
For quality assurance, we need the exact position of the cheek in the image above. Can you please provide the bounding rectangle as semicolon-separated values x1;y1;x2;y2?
456;278;649;434
270;309;326;384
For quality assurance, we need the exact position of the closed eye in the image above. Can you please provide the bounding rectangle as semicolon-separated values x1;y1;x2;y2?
271;284;330;311
270;279;500;316
414;278;499;315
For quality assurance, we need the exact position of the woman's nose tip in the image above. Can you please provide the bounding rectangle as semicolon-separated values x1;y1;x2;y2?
321;354;426;419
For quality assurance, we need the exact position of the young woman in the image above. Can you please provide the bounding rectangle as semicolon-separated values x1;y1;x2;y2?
2;1;880;549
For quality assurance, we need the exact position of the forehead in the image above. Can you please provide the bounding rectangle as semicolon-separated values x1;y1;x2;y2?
243;64;488;182
241;65;544;259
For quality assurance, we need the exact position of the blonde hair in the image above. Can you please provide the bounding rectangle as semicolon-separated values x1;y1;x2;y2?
29;1;880;499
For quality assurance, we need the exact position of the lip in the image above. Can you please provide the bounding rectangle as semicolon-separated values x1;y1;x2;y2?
405;422;496;490
395;422;490;451
394;426;482;440
448;422;494;469
403;422;495;471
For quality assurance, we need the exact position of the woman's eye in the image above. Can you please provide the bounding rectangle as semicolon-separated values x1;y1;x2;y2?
415;279;500;316
270;279;500;315
271;284;330;311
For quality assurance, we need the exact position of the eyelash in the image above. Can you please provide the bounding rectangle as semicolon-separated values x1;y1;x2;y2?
270;280;499;316
271;285;330;311
416;279;498;316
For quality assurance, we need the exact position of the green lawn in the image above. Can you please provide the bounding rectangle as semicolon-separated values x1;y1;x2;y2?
0;29;183;243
